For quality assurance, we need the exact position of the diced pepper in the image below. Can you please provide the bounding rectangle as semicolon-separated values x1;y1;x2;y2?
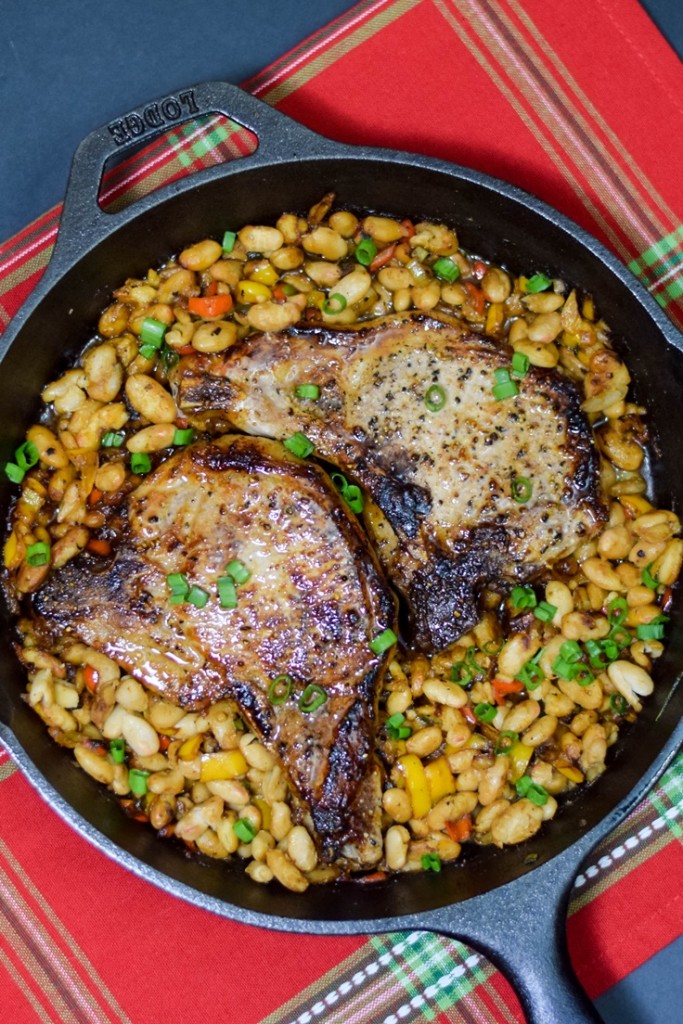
187;293;233;318
472;260;488;279
178;734;203;761
83;665;99;694
248;263;279;287
424;755;456;804
485;301;505;336
88;487;103;506
199;749;248;782
3;530;18;569
507;740;534;782
87;538;112;556
491;677;525;705
236;280;272;305
464;281;485;315
446;814;473;843
398;753;432;819
369;243;397;272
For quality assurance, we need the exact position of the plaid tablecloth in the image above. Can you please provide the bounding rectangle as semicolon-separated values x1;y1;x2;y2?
1;1;682;1020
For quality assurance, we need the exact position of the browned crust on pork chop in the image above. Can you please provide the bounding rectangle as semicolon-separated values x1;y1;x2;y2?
31;435;396;865
171;314;607;650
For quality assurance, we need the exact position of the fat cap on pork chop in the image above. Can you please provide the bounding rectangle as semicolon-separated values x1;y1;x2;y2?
171;313;607;651
32;435;396;867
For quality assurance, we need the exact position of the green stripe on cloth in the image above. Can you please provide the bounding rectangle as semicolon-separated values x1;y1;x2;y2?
628;225;683;307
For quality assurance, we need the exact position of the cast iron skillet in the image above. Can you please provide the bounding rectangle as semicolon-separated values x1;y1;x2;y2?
1;81;682;1024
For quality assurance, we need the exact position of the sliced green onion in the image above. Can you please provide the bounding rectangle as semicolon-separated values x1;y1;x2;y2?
355;238;378;266
572;666;595;687
641;563;659;590
130;452;152;475
343;484;364;515
510;585;537;610
167;572;190;604
534;601;557;623
15;441;39;471
451;661;474;686
161;343;180;371
295;383;321;400
187;585;209;609
610;693;629;715
233;818;256;843
559;640;582;663
495;730;519;754
494;367;512;384
473;702;497;724
173;427;195;446
526;274;552;293
129;768;149;797
511;352;530;378
101;431;125;448
370;628;397;655
516;776;548;805
421;852;442;872
109;738;126;763
299;684;327;713
600;638;620;662
283;432;314;459
492;380;519;401
424;384;447;412
584;638;608;669
225;559;251;585
268;674;293;705
511;476;533;503
139;343;159;360
482;638;504;656
4;462;25;484
26;541;50;567
552;656;576;681
466;646;487;676
432;257;460;282
222;230;237;254
636;618;668;640
140;317;167;348
515;657;545;690
321;293;348;315
609;625;632;650
217;576;237;609
607;596;628;626
386;712;412;741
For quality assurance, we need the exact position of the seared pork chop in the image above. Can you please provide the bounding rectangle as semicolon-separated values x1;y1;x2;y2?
172;314;606;651
32;435;396;866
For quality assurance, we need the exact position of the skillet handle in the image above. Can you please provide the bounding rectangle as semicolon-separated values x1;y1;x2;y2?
432;836;604;1023
52;80;336;268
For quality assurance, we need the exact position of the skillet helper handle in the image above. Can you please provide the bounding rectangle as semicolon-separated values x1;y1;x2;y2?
53;80;332;266
435;839;604;1023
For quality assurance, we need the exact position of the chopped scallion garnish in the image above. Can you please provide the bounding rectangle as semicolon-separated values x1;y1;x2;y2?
510;585;537;610
534;601;557;623
167;572;190;604
331;472;364;514
385;712;412;741
636;618;668;640
473;702;497;724
299;684;327;713
15;441;39;471
511;352;530;378
451;661;474;685
424;384;447;412
173;427;195;446
295;383;321;400
610;693;629;715
101;431;125;448
515;657;545;690
491;368;519;401
321;293;348;315
186;585;209;609
225;559;250;585
495;730;519;754
606;596;628;626
526;274;552;293
432;257;460;282
233;818;256;843
511;475;532;503
222;230;237;254
370;628;397;655
217;576;237;609
355;238;378;266
516;775;548;805
268;674;293;705
109;738;126;763
421;852;442;872
641;563;659;590
283;432;314;459
4;462;25;484
140;317;168;348
130;452;152;475
129;768;149;797
26;541;50;567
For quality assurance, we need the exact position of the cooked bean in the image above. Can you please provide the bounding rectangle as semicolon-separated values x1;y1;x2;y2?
405;725;442;758
382;787;412;823
361;216;404;244
411;280;441;311
481;267;511;303
512;338;559;367
526;311;562;343
147;767;185;796
501;699;541;734
287;826;318;872
247;300;301;333
157;268;197;303
149;794;176;829
582;556;625;592
179;239;222;271
607;660;654;712
302;226;347;261
385;825;410;870
497;633;541;679
491;798;544;846
98;302;129;338
332;268;371;307
83;343;124;403
266;849;309;892
51;526;89;569
74;744;115;785
251;830;276;863
269;801;293;842
422;678;468;708
121;712;160;757
116;676;149;713
478;756;510;806
426;792;478;831
652;538;683;586
522;715;558;748
557;676;604;710
125;374;177;424
126;422;176;453
523;291;564;313
26;425;69;469
579;724;607;773
561;611;610;642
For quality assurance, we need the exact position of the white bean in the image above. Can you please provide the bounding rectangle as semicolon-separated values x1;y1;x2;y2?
121;712;160;757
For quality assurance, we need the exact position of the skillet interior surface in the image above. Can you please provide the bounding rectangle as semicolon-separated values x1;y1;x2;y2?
1;150;683;926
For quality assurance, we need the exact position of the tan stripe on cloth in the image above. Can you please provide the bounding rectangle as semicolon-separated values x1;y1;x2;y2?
0;838;133;1024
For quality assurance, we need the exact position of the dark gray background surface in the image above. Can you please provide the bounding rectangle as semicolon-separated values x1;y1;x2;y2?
0;0;680;244
0;2;680;1020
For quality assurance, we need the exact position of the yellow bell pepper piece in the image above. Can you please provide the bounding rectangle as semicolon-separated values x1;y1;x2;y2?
555;761;585;784
424;755;456;804
178;734;202;761
3;530;18;569
398;753;432;819
484;302;505;336
508;740;533;782
253;797;271;830
236;280;272;305
248;262;279;287
199;749;248;782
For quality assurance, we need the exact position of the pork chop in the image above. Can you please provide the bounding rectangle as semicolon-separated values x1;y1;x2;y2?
32;435;396;866
171;314;607;651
